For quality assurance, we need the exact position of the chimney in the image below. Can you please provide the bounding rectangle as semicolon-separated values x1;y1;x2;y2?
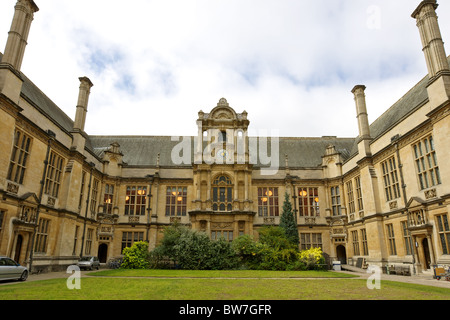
2;0;39;70
352;85;372;158
0;0;39;102
412;0;450;104
73;77;94;131
71;77;93;152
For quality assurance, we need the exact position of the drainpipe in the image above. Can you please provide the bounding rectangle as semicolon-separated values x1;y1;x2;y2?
28;129;55;273
393;138;416;275
80;162;95;258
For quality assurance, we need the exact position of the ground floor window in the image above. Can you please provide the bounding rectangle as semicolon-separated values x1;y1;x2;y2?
85;228;94;255
211;230;233;242
386;224;397;255
34;218;50;253
436;214;450;255
352;231;360;256
300;233;322;250
360;228;368;256
121;231;144;253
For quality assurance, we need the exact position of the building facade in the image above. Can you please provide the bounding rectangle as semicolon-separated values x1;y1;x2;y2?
0;0;449;274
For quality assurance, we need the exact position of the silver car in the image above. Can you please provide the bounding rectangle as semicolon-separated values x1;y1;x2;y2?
77;256;100;270
0;256;28;281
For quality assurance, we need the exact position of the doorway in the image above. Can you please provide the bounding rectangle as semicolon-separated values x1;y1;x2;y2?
422;238;431;270
98;243;108;263
14;235;23;263
336;245;347;264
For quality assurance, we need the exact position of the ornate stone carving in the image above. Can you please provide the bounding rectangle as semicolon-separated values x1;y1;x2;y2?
424;188;437;199
389;200;398;210
6;182;19;194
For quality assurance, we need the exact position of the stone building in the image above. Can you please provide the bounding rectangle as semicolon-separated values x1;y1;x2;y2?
0;0;449;274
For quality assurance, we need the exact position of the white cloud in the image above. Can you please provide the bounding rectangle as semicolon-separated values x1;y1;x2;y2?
1;0;449;138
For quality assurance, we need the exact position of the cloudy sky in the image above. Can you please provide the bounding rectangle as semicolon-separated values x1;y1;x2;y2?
1;0;449;138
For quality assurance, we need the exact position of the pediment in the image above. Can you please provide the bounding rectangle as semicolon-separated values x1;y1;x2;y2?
19;192;40;205
406;197;426;210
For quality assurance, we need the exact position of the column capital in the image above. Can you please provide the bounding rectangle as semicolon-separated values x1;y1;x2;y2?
411;0;438;19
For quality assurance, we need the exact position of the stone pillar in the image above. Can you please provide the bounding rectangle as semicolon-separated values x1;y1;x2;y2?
71;77;93;152
2;0;39;70
351;85;372;158
0;0;39;103
412;0;450;105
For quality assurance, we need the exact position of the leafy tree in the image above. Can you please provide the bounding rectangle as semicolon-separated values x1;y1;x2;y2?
279;192;299;246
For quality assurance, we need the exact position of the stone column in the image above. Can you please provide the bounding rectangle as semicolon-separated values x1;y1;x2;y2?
0;0;39;102
352;85;372;158
2;0;39;70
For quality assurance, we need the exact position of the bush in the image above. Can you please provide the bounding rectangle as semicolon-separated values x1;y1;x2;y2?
232;229;326;271
151;224;239;270
121;241;150;269
298;247;326;270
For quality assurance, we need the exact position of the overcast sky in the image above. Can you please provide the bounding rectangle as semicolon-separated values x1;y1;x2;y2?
1;0;449;138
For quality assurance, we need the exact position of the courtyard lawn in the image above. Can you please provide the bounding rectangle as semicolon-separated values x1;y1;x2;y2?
0;269;450;300
87;269;358;279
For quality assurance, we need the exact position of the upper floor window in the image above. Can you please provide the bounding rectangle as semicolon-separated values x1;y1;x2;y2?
355;176;364;212
44;151;64;198
298;187;319;217
125;186;147;216
413;136;441;190
346;181;355;214
7;129;32;184
90;179;99;215
212;175;233;212
258;187;279;217
166;186;187;216
381;156;401;201
104;184;114;214
78;171;86;209
330;186;341;216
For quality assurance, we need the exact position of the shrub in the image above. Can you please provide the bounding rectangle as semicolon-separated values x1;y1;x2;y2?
298;247;326;270
121;241;150;269
151;224;239;270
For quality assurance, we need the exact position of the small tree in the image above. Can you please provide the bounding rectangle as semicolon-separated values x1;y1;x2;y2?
280;192;299;246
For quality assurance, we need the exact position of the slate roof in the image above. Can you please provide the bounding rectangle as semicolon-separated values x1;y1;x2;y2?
89;135;355;168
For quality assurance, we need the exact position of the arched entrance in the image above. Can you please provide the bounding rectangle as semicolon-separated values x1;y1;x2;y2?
98;243;108;263
336;245;347;264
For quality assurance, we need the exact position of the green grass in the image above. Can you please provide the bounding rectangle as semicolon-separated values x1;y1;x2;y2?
0;269;449;300
87;269;357;279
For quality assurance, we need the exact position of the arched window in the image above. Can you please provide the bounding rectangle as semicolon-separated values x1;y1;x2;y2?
212;175;233;212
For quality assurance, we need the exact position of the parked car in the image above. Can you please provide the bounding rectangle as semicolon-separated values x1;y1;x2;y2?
77;256;100;270
0;256;28;281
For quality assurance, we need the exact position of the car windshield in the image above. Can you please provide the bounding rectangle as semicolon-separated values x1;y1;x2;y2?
79;257;92;261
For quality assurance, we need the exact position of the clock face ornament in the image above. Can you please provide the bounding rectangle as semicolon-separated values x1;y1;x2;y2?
218;149;228;160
